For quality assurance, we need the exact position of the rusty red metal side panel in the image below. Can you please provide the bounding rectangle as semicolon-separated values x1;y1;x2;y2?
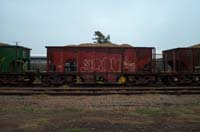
52;50;64;72
177;49;193;72
123;49;136;72
78;48;94;72
106;48;122;72
77;48;122;73
63;48;77;72
47;47;154;74
47;48;78;72
135;48;153;72
94;48;108;72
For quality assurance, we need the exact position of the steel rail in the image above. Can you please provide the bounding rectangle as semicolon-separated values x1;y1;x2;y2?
0;87;200;95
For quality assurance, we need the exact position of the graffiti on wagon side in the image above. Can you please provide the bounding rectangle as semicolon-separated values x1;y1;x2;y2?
80;56;135;72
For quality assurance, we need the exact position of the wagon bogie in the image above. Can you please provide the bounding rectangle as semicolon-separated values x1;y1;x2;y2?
41;74;66;86
126;74;156;86
193;76;200;85
0;73;34;86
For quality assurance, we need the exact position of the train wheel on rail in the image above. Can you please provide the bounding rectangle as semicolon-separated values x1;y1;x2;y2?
41;75;66;86
66;76;76;85
54;76;66;86
167;76;178;86
192;76;200;86
41;75;51;86
0;79;2;86
135;76;150;86
178;76;193;86
155;75;164;86
0;75;8;86
17;75;35;86
9;75;18;85
147;76;156;86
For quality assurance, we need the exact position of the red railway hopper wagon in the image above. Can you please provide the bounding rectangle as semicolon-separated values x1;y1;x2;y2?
42;46;156;86
162;48;200;85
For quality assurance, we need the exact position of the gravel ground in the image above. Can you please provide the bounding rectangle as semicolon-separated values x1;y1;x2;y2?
1;94;200;110
0;94;200;132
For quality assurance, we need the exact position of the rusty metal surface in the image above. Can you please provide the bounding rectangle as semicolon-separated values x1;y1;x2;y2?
46;47;154;73
46;47;155;83
163;48;200;73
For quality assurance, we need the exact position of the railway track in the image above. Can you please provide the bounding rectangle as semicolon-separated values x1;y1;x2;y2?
0;87;200;95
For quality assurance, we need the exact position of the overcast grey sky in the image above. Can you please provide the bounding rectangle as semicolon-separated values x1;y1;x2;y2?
0;0;200;54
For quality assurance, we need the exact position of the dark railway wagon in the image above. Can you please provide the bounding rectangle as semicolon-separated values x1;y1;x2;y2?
161;48;200;85
163;48;200;73
44;46;155;85
0;44;34;85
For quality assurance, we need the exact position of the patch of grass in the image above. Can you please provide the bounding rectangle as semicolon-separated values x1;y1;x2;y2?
0;106;45;113
22;107;35;112
174;107;193;115
135;107;195;117
46;107;83;115
55;129;90;132
0;106;82;114
63;108;82;113
20;122;38;130
135;108;163;116
174;107;200;122
134;106;200;123
0;107;36;113
19;118;49;130
0;107;8;112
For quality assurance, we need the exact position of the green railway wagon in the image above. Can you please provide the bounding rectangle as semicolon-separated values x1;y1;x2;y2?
0;43;31;73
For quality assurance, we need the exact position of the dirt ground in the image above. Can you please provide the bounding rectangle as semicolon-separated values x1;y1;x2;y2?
0;94;200;132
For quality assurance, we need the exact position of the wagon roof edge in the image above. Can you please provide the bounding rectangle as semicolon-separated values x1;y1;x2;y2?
163;47;200;53
45;46;155;49
0;44;31;50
